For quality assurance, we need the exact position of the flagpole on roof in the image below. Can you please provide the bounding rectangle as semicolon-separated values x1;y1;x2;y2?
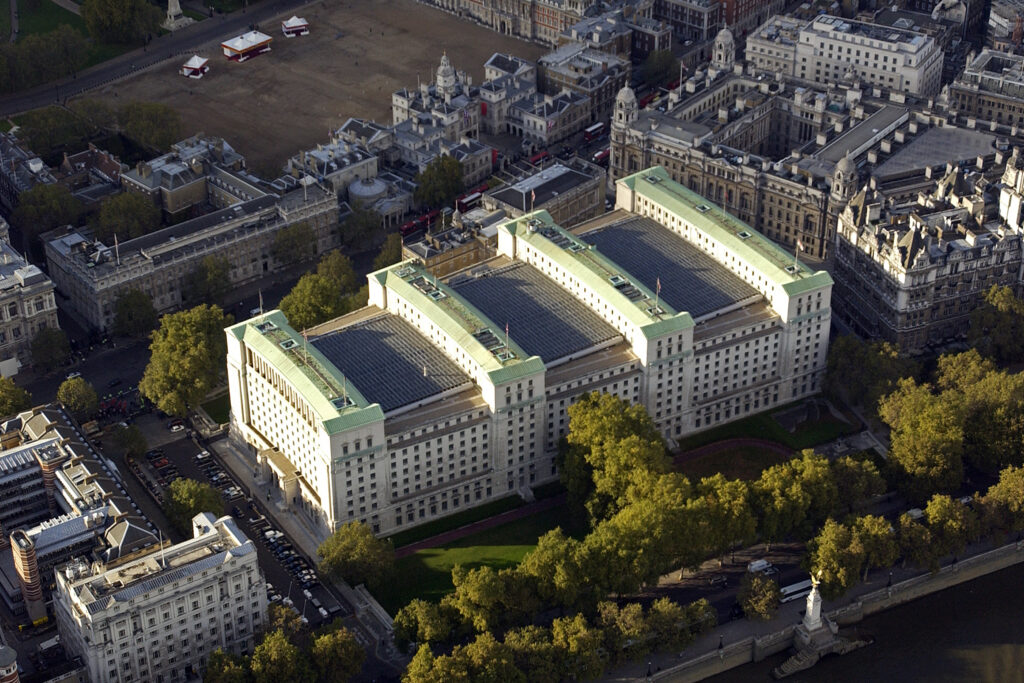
655;276;660;316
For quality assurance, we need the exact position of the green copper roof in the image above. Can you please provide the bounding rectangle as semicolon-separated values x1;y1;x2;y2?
370;261;546;386
498;211;694;339
619;166;833;297
227;310;383;435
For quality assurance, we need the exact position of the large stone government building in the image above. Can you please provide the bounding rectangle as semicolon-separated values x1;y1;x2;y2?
225;167;832;538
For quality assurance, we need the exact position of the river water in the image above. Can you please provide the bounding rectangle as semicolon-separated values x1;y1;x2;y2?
710;563;1024;683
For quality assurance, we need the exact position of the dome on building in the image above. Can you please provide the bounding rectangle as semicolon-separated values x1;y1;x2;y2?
835;152;855;176
348;176;388;204
715;27;734;45
616;85;637;105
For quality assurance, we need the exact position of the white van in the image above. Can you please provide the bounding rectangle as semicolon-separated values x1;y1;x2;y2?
747;559;778;575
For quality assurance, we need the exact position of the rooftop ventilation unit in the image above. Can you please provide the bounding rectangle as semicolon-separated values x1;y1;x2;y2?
646;306;664;316
696;204;711;213
495;350;515;362
394;266;416;278
428;290;447;301
255;321;277;333
280;339;297;350
645;175;660;184
608;275;627;286
568;243;586;252
785;264;799;274
331;396;354;410
738;231;752;240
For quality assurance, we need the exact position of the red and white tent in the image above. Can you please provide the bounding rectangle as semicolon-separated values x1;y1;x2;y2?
281;15;309;37
180;55;209;78
220;30;272;61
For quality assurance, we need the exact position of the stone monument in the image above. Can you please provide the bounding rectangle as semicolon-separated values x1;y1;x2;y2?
163;0;194;32
772;572;871;678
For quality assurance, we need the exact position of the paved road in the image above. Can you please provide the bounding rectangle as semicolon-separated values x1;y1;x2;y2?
0;0;314;116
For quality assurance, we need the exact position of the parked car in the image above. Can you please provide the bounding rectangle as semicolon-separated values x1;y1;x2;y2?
66;372;81;380
170;424;185;433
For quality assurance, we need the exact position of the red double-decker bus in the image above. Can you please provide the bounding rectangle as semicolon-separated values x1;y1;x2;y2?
583;122;605;142
530;150;551;165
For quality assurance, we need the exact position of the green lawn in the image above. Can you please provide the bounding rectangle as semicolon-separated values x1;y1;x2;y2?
378;506;579;615
182;8;207;21
0;0;11;42
385;496;525;549
677;445;793;481
16;0;85;38
200;394;231;424
675;400;859;453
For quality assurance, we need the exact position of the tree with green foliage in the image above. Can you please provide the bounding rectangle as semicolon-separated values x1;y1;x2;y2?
117;102;182;152
597;601;650;664
645;597;690;652
404;644;436;683
373;233;404;271
340;202;382;247
983;465;1024;535
832;454;887;512
31;327;71;373
310;626;365;683
272;222;316;266
251;629;313;683
11;183;83;259
57;377;99;420
0;28;89;94
0;377;32;417
317;250;358;292
82;0;161;44
641;50;679;87
140;304;233;416
824;335;918;414
111;424;147;457
969;285;1024;364
559;391;666;522
266;603;306;641
279;273;348;331
414;155;464;209
183;255;231;308
504;625;562;683
415;631;525;683
692;474;756;563
924;494;978;559
113;289;158;337
737;572;780;621
517;528;582;609
897;513;939;572
317;521;394;591
164;478;224;534
879;378;964;503
851;515;899;582
808;518;870;599
12;106;94;161
393;598;461;649
92;192;161;243
203;648;250;683
550;614;606;682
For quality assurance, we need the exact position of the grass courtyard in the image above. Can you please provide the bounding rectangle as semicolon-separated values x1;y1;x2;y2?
675;401;859;453
200;394;231;424
377;505;581;616
677;444;794;482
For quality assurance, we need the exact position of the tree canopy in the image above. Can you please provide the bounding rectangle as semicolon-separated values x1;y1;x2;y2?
82;0;162;44
0;377;32;417
737;572;780;620
203;648;250;683
57;377;99;420
340;202;382;248
117;101;182;152
0;27;89;95
641;50;679;87
969;285;1024;364
111;424;147;457
112;289;158;337
373;233;404;271
272;222;316;266
92;192;161;243
251;629;313;683
163;478;224;534
278;273;348;332
139;304;233;416
824;335;917;415
31;327;71;373
310;626;365;683
414;155;464;209
317;250;359;292
11;183;83;259
183;255;231;308
317;521;395;591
